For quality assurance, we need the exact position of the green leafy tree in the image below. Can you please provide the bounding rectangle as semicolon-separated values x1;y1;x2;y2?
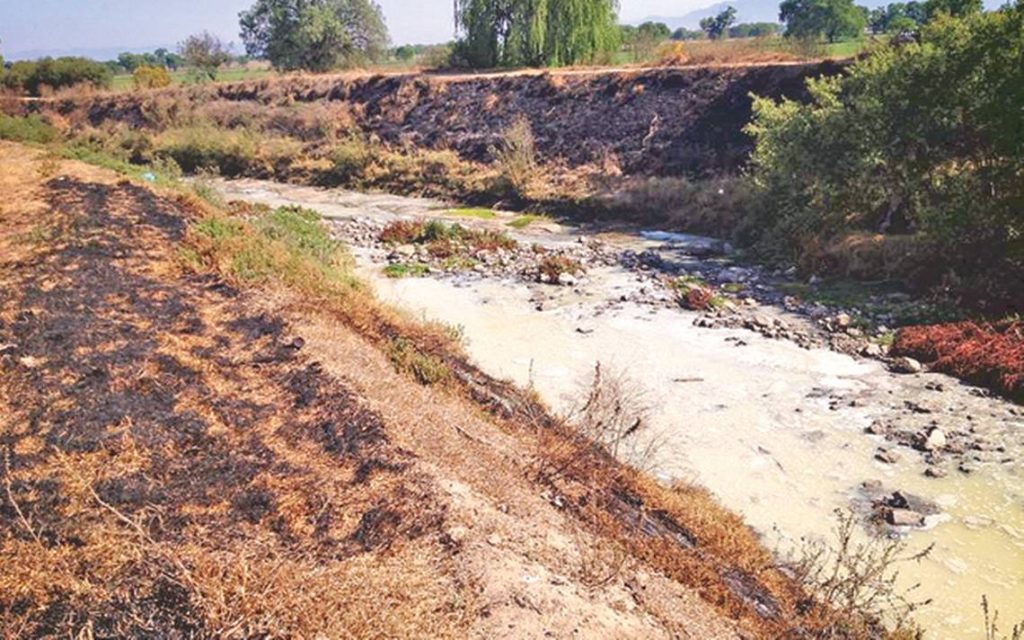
629;21;672;58
923;0;983;18
393;44;417;61
745;5;1024;302
240;0;389;71
179;32;233;81
1;57;113;96
780;0;867;42
729;21;782;37
868;3;924;33
700;6;738;39
671;26;706;39
454;0;620;68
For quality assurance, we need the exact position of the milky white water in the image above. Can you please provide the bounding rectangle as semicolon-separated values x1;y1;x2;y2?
216;179;1024;638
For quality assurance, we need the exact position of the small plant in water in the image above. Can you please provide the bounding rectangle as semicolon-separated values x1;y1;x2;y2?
383;262;429;278
983;595;1024;640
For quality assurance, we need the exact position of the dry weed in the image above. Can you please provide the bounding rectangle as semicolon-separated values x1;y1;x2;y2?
784;509;932;638
565;362;666;472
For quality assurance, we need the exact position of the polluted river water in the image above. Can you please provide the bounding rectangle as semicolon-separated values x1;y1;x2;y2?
214;178;1023;638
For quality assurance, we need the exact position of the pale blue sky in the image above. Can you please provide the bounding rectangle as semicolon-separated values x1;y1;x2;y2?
1;0;710;60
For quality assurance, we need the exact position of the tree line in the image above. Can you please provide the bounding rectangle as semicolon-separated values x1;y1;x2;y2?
0;0;1000;88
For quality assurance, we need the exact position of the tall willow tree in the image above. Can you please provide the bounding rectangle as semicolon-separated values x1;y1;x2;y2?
454;0;619;67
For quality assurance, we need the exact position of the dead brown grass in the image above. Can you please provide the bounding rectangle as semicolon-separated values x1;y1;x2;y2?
0;144;470;638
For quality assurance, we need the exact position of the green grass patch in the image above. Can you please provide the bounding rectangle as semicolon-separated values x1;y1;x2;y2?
446;207;496;220
110;67;274;91
189;204;360;291
441;255;479;271
383;262;430;278
507;213;551;229
386;337;450;385
59;146;182;187
673;274;709;290
0;114;58;144
777;278;966;326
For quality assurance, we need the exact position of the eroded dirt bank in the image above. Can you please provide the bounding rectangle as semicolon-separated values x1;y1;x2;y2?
0;143;865;637
61;62;842;177
214;178;1024;640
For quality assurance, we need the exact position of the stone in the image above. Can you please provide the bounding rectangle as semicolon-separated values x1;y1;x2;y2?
875;449;900;464
923;428;947;451
924;467;947;478
861;343;883;357
886;508;924;527
835;313;852;328
557;272;577;286
891;356;923;374
866;420;888;435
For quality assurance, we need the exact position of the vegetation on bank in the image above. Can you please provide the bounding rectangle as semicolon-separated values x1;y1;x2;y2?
744;4;1023;314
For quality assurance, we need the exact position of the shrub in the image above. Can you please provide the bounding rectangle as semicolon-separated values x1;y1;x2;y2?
154;127;257;175
379;220;427;244
745;6;1024;294
492;117;539;199
330;137;374;180
538;255;583;282
132;65;173;90
0;114;58;144
785;509;930;638
565;363;663;471
386;337;450;385
656;41;691;65
1;57;113;96
892;320;1023;401
378;219;516;253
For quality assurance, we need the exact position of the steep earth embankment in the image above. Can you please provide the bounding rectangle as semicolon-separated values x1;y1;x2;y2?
63;63;843;177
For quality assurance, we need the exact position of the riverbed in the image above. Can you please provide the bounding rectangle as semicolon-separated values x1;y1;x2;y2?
214;178;1024;638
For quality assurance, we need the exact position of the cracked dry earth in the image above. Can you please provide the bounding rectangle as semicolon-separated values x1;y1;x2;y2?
0;143;772;637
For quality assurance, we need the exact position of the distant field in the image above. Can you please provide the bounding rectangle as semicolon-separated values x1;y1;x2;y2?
620;36;880;66
110;66;276;90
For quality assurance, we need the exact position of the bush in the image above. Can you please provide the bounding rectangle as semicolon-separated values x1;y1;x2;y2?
133;65;173;90
745;6;1024;297
1;57;113;96
154;127;258;175
892;320;1023;401
153;127;299;177
0;114;58;144
330;138;374;180
491;117;538;199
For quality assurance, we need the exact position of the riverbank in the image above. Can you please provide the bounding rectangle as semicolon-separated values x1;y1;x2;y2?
3;140;898;639
213;177;1024;639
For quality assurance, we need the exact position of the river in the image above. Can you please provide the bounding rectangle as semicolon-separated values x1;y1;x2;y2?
213;178;1023;638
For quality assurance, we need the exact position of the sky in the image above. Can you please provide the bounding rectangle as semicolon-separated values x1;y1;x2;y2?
0;0;712;60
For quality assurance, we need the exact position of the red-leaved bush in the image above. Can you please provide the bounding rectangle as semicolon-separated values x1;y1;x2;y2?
683;287;714;311
892;321;1023;402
